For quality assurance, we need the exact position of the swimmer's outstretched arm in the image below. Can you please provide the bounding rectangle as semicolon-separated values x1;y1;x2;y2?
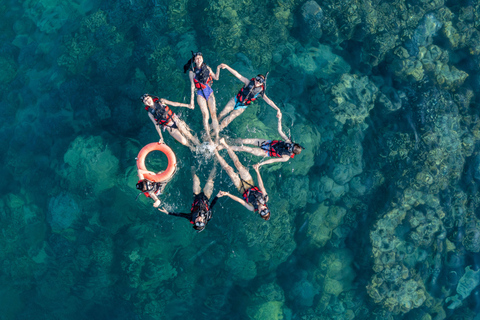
188;71;196;108
209;65;221;81
160;98;194;109
149;193;161;207
217;191;254;211
158;207;191;220
262;94;282;118
252;164;268;198
276;114;290;142
148;113;165;143
256;155;291;167
219;64;250;86
137;168;157;179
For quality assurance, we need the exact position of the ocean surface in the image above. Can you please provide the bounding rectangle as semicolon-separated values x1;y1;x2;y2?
1;0;480;319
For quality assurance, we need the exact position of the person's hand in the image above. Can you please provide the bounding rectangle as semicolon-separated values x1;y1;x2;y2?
188;104;194;109
219;63;227;69
253;163;260;170
276;111;282;118
158;207;168;214
153;200;161;208
158;138;164;144
218;191;228;197
160;98;166;104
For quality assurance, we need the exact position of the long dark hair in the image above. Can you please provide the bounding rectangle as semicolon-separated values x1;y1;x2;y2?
183;51;203;73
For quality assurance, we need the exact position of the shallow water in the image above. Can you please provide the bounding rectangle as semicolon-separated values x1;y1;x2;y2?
1;0;480;319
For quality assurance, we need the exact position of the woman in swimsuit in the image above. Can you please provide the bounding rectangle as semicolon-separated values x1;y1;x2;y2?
141;94;200;151
215;138;271;220
215;64;281;135
185;52;222;144
224;113;303;167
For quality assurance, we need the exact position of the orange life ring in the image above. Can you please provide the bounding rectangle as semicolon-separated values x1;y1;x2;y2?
136;143;177;182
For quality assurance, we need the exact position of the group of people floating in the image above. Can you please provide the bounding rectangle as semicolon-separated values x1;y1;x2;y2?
135;52;304;232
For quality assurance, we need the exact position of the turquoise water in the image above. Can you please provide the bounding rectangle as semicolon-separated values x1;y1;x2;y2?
1;0;480;319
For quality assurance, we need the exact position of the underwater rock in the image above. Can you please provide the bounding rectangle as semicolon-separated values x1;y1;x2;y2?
62;135;119;194
329;74;378;127
224;248;257;283
246;301;285;320
407;13;442;51
0;56;17;84
290;278;317;307
315;249;355;298
47;192;81;232
446;266;480;309
299;0;324;40
280;176;309;208
390;48;425;82
463;220;480;253
408;209;444;248
306;202;347;248
309;176;346;203
289;123;321;176
287;44;350;81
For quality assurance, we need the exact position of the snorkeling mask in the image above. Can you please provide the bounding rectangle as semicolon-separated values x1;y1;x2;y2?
193;51;203;57
255;75;265;84
136;180;153;192
259;207;270;217
140;94;150;101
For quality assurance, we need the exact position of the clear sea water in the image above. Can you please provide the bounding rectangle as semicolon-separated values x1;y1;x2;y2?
1;0;480;319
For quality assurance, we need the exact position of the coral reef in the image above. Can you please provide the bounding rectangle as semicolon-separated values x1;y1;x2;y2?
4;0;480;318
329;74;378;127
61;135;120;194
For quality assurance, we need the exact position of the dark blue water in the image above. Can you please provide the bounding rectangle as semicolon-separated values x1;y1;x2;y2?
1;0;480;319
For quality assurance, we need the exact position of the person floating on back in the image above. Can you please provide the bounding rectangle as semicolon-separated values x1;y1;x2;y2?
225;113;304;167
159;165;220;232
141;94;200;151
216;64;281;135
184;52;222;144
215;138;271;220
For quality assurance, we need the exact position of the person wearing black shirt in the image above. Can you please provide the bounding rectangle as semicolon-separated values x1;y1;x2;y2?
159;165;219;232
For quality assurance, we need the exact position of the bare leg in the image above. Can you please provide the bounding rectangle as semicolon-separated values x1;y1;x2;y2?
197;95;213;143
230;145;267;157
217;97;235;122
235;138;270;146
214;149;241;190
174;117;201;146
203;164;217;199
167;127;190;147
192;166;201;195
218;108;245;132
207;94;219;143
220;139;252;182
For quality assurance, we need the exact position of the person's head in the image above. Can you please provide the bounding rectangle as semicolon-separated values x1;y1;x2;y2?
293;143;303;155
193;52;203;67
257;196;270;220
136;179;153;192
254;74;265;87
141;94;154;107
193;214;206;232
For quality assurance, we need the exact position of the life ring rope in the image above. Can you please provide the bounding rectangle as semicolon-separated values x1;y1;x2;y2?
136;143;177;182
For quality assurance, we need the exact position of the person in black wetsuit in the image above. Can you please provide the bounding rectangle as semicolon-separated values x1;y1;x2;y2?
215;64;281;134
141;94;200;150
218;113;304;167
214;138;271;220
159;165;219;232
